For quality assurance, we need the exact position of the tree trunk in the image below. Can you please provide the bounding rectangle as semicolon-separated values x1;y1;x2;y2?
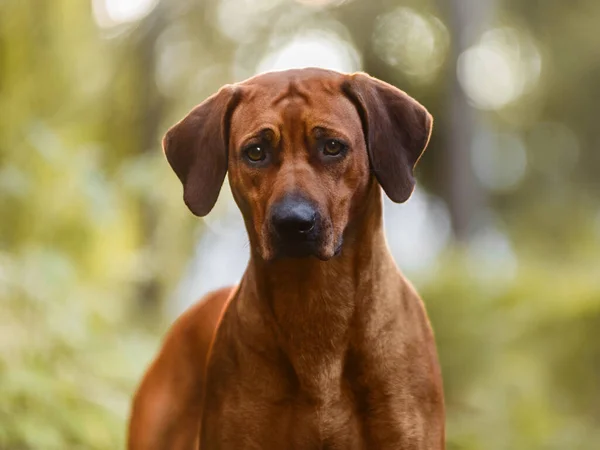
442;0;494;240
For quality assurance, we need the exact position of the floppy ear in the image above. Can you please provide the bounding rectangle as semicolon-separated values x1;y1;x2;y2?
342;73;433;203
162;85;241;216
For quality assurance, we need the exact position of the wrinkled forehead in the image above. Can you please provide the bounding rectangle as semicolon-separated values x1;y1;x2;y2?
229;72;363;145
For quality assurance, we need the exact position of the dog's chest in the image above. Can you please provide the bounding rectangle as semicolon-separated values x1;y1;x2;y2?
290;398;364;450
202;348;437;450
201;293;442;449
280;352;365;447
216;389;365;450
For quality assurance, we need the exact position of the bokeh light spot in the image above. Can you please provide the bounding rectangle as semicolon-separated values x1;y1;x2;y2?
458;27;542;110
92;0;158;28
255;30;361;74
372;8;449;84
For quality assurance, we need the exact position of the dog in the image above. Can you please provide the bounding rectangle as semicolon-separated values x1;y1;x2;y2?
128;68;445;450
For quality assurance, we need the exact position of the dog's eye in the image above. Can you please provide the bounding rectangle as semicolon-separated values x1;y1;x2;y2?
323;139;344;156
245;145;266;162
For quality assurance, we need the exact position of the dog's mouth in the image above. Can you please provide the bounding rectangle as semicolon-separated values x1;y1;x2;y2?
333;238;343;257
273;239;320;259
270;228;325;260
263;222;340;262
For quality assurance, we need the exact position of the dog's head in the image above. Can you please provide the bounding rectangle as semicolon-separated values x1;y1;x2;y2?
163;68;432;261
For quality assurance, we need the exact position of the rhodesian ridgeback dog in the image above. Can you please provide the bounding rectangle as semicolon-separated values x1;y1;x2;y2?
128;68;445;449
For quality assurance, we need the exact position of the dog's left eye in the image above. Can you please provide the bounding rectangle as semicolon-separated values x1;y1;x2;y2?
323;139;345;156
245;145;266;162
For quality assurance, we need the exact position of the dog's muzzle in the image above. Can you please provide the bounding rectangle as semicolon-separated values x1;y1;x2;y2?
269;195;322;258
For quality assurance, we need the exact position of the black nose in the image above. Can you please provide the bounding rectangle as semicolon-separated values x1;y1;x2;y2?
270;197;317;238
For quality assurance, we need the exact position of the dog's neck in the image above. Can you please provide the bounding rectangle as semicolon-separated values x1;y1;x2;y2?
237;184;399;397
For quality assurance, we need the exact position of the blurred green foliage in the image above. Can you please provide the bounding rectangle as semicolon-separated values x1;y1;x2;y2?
426;249;600;449
1;0;600;449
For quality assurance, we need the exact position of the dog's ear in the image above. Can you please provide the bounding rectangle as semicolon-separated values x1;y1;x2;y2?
162;85;241;216
342;73;433;203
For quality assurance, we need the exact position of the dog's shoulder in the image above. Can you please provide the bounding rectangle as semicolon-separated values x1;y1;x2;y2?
173;285;235;348
133;284;235;395
128;286;235;448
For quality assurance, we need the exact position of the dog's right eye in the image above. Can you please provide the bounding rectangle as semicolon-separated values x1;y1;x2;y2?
244;145;266;162
323;139;344;156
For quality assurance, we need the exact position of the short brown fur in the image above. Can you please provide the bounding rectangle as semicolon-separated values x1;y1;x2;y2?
128;68;445;450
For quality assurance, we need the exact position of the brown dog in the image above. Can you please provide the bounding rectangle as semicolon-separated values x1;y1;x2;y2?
128;68;445;450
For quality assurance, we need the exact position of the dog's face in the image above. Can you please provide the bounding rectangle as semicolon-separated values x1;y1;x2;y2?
163;68;432;261
226;74;370;260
